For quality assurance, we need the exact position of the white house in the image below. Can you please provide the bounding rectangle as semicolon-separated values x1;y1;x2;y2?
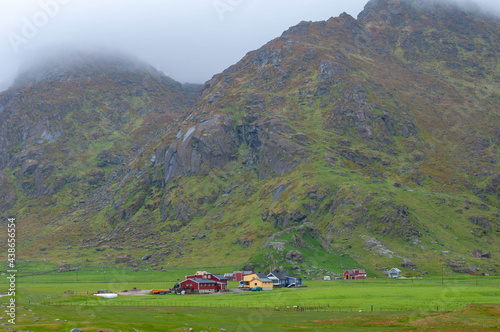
388;268;402;278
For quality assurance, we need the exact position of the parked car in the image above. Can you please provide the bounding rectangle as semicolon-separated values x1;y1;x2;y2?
251;287;262;291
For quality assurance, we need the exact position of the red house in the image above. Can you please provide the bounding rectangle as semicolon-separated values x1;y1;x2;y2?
344;269;367;279
232;271;253;281
179;271;228;294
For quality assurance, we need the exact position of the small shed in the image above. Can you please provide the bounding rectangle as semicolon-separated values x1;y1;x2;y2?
388;268;402;279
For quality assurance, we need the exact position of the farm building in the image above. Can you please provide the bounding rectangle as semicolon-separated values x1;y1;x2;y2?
388;268;402;279
178;271;228;294
240;273;274;290
344;269;367;279
267;272;302;287
232;271;253;281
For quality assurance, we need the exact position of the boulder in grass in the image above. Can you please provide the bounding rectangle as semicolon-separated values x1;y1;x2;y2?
115;255;132;264
472;248;482;258
141;254;153;261
481;252;491;259
401;259;417;268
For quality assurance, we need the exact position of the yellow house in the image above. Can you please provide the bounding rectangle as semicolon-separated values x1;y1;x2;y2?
242;273;274;290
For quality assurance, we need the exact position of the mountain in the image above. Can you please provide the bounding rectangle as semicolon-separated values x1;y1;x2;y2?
1;0;499;277
0;47;203;258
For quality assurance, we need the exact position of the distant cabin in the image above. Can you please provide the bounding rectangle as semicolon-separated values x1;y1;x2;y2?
388;268;402;279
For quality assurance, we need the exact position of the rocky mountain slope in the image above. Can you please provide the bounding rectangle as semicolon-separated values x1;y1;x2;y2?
1;0;499;277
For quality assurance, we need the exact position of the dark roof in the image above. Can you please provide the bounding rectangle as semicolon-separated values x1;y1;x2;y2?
268;272;289;280
213;274;228;280
256;273;268;278
183;278;217;284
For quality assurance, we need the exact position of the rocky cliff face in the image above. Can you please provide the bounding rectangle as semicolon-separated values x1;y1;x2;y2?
1;0;499;276
153;114;310;185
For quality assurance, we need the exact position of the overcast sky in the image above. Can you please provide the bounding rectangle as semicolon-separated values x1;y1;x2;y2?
0;0;499;89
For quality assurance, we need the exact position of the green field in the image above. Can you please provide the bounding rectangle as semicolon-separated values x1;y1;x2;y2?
1;265;499;331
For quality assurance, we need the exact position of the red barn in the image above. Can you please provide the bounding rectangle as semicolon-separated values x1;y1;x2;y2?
179;271;228;294
344;269;367;280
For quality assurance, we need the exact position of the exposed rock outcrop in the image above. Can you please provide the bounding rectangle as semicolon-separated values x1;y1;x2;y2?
285;250;306;263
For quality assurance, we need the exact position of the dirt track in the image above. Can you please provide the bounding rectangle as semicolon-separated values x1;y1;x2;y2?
118;289;153;296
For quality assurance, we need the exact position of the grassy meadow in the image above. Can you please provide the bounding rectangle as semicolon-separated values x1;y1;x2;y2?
0;264;499;331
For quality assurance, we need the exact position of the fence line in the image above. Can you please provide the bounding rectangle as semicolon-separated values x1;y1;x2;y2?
43;300;448;313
